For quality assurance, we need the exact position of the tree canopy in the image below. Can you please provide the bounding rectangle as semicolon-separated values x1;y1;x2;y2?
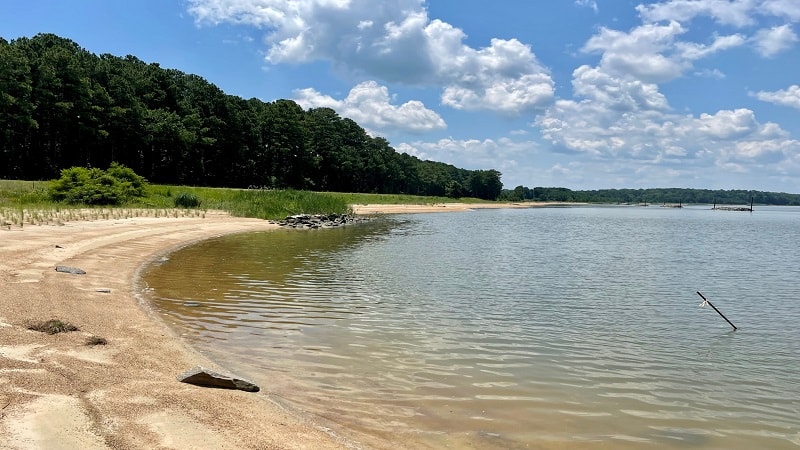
0;34;503;199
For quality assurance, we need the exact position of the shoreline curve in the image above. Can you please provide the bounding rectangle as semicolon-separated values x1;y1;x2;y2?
0;211;355;449
1;202;552;448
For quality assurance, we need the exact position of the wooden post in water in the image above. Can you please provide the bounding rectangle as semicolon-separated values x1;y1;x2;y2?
750;196;754;212
696;291;737;331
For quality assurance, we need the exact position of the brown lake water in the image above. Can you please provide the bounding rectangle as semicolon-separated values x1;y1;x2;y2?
141;206;800;449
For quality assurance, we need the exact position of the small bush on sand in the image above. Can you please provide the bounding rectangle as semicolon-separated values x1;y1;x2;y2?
28;319;79;335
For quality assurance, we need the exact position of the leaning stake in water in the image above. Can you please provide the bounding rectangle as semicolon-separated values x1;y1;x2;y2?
696;291;737;331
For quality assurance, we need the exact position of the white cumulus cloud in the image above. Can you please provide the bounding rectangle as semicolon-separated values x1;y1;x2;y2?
187;0;554;114
582;21;689;82
636;0;758;27
293;81;446;133
762;0;800;21
752;24;798;57
635;0;800;58
536;63;799;172
753;84;800;109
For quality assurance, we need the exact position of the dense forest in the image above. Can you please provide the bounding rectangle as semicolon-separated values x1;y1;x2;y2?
0;33;503;199
532;187;800;206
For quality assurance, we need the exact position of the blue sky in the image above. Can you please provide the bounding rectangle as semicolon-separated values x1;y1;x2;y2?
3;1;800;192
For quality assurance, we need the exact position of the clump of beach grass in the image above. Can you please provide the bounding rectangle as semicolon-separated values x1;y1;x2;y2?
229;189;351;219
174;192;202;208
85;336;108;346
27;319;79;335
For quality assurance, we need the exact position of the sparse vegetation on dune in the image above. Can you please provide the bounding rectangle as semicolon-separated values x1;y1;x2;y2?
1;176;490;227
85;336;108;346
27;319;79;335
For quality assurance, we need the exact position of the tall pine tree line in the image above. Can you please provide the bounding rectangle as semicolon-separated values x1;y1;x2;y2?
0;33;503;200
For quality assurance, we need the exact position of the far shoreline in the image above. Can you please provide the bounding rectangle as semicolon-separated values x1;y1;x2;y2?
351;201;578;215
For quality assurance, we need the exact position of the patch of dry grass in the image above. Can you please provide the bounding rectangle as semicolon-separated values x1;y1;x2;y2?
85;336;108;346
0;207;203;229
27;319;79;335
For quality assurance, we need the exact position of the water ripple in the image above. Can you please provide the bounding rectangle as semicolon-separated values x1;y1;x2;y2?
145;207;800;449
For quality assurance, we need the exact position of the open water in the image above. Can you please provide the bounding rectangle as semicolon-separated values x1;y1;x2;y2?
142;205;800;449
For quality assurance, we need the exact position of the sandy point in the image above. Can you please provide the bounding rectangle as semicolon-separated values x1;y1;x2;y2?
351;201;570;215
0;212;365;449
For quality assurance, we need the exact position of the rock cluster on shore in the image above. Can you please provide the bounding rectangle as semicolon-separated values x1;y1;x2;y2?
272;213;369;229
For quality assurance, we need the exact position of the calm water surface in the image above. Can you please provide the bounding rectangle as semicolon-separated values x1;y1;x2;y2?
143;206;800;449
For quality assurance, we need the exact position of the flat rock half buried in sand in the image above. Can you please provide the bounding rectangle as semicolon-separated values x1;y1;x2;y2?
177;366;260;392
55;265;86;275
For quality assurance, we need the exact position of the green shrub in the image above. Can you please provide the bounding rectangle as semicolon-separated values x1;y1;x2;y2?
49;164;149;205
106;162;148;198
174;192;201;208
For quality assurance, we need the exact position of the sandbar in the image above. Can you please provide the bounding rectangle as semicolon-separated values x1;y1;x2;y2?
351;201;569;215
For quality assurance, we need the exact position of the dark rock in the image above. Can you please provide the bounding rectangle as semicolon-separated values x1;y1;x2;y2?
177;366;260;392
276;213;370;229
55;265;86;275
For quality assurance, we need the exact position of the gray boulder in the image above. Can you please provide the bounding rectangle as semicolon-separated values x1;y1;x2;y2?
177;366;260;392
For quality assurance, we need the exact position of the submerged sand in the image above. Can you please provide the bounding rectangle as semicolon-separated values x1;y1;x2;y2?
0;202;562;449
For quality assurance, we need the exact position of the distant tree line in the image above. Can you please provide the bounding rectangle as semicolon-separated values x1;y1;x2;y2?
0;33;503;199
497;185;535;201
532;187;800;206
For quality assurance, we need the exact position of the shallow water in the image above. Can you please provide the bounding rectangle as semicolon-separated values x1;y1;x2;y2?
143;206;800;448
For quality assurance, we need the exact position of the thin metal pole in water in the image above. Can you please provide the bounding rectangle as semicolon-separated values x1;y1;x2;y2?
696;291;737;331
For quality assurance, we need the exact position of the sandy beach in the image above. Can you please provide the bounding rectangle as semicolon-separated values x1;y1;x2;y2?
0;202;562;449
0;211;362;450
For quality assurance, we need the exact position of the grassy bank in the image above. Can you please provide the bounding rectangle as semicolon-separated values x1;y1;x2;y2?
0;180;486;226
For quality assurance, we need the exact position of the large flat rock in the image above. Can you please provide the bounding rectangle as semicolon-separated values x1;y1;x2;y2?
177;366;260;392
